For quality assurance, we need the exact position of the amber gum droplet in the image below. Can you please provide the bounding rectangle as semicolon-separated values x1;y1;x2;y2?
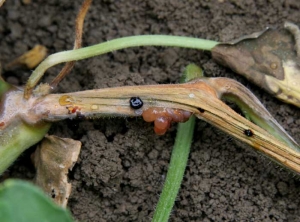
154;126;167;135
59;95;74;106
142;108;157;122
154;116;169;130
173;109;185;122
270;62;277;69
182;110;192;119
91;104;98;110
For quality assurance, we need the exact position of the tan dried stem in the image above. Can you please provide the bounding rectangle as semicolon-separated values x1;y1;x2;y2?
23;78;299;174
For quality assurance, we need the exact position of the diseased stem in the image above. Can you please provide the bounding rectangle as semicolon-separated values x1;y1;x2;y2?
30;76;300;173
25;35;219;98
204;77;299;152
152;64;202;222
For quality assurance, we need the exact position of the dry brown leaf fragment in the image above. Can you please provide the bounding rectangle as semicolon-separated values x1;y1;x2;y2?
5;45;47;70
22;0;31;5
0;0;5;8
32;135;81;208
211;22;300;107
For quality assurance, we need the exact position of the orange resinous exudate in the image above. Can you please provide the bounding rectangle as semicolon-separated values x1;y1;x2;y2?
142;107;192;135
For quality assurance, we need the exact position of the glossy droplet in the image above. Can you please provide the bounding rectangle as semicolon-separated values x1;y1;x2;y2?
142;107;192;135
142;108;157;122
154;126;168;135
182;110;192;120
166;108;191;122
91;104;98;110
169;108;184;122
154;116;169;130
270;62;277;70
59;95;74;106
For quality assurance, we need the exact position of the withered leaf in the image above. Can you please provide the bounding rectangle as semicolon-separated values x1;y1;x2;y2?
0;0;5;8
33;135;81;208
5;45;47;70
212;23;300;107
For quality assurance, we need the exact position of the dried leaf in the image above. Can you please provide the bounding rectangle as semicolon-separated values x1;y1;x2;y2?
212;23;300;107
22;0;31;4
6;45;47;70
0;0;5;8
33;135;81;207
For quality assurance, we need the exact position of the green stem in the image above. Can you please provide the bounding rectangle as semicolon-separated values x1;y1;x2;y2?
27;35;218;92
152;64;202;222
0;122;51;175
0;79;11;96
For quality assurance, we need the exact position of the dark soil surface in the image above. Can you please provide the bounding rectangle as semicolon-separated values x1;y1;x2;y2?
1;0;300;221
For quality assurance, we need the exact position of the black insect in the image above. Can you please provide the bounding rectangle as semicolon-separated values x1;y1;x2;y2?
244;129;253;137
129;97;143;109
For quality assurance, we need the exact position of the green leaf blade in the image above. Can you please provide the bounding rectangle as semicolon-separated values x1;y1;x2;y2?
0;179;74;222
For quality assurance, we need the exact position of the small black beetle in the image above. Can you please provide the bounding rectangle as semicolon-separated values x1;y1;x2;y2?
129;97;143;109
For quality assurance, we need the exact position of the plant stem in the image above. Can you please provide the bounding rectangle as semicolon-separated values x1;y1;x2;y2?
25;35;218;97
0;122;51;174
0;79;11;96
152;64;202;222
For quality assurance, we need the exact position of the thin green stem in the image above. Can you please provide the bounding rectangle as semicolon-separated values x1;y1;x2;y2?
25;35;218;97
152;64;202;222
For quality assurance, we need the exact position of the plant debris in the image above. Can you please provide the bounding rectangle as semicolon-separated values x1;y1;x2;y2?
0;0;5;8
5;45;47;70
211;22;300;107
32;135;81;208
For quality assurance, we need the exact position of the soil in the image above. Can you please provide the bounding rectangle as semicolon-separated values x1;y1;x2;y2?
1;0;300;221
